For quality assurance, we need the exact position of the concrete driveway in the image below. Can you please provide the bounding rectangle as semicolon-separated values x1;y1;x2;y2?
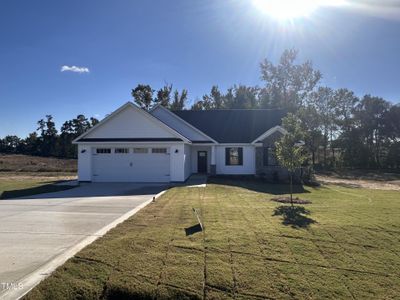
0;183;167;299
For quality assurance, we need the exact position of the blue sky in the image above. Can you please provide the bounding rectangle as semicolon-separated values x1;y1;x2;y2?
1;0;400;137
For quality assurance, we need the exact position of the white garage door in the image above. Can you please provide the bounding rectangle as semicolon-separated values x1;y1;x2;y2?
92;147;170;182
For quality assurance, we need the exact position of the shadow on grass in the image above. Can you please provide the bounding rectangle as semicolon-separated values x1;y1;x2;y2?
184;223;203;236
208;176;309;195
273;206;316;229
0;184;73;199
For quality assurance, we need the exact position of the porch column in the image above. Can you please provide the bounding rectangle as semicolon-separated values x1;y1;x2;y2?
210;145;216;175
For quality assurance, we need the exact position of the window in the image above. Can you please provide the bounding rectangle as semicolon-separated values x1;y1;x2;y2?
263;147;278;166
115;148;129;154
133;148;148;154
225;147;243;166
152;148;167;154
96;148;111;154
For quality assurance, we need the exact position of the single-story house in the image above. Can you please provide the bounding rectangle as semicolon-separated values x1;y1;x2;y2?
73;102;288;182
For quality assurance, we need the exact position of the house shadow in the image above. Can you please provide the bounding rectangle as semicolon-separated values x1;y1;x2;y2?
0;182;72;200
207;176;309;195
1;183;169;200
273;206;316;229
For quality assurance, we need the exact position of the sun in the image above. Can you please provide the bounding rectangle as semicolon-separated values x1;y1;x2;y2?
252;0;346;20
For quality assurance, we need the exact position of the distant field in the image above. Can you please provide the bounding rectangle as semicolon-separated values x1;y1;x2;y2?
0;154;77;199
0;154;77;173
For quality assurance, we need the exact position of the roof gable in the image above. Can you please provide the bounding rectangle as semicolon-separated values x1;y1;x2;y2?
74;102;189;143
173;109;287;143
150;105;217;143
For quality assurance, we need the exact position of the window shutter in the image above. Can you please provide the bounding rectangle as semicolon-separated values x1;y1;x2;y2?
238;147;243;165
225;148;230;165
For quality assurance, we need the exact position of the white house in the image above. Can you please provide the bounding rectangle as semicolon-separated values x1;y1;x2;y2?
73;102;287;182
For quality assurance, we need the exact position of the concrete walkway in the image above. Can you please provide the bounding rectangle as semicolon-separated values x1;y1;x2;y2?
183;174;208;187
0;183;167;299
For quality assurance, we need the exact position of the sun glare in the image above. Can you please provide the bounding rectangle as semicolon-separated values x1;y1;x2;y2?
252;0;346;20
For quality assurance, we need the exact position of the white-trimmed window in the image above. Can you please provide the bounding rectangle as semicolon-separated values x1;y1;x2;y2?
133;148;148;154
96;148;111;154
225;147;243;165
152;148;167;154
115;148;129;154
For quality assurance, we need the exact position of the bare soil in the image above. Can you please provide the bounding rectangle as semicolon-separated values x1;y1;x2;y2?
0;154;77;173
270;196;312;204
316;170;400;190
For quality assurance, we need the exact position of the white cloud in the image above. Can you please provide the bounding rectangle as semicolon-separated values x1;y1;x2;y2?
60;65;90;73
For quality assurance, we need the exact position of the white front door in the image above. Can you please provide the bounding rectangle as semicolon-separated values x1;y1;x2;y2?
92;147;170;182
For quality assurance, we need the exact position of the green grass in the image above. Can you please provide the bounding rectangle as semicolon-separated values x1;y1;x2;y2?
0;177;73;199
25;178;400;299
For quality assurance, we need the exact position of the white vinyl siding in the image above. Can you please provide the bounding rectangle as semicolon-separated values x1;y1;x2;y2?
84;105;178;139
216;145;255;175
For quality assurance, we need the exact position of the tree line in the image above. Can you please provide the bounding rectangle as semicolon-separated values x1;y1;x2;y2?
0;115;99;159
1;49;399;169
131;49;400;170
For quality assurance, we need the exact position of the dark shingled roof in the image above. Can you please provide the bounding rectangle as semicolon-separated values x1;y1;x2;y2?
173;109;287;143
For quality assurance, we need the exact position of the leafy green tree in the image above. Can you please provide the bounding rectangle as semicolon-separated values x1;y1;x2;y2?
21;132;39;155
260;49;321;110
155;84;173;107
275;113;307;206
309;87;336;167
90;117;99;127
353;95;391;168
131;84;154;110
170;89;188;110
0;135;21;153
59;114;98;158
224;85;259;109
190;85;259;110
37;115;58;156
297;107;322;167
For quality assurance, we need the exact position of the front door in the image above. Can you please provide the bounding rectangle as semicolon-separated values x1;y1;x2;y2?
197;151;207;173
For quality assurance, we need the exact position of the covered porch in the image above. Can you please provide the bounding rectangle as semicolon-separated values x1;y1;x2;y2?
189;145;216;175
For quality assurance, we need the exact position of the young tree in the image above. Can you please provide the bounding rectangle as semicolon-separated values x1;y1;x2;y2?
275;113;307;206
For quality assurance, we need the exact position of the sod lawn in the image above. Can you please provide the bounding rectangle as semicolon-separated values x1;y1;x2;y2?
25;178;400;299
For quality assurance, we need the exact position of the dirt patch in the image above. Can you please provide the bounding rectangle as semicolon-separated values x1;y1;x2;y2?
0;154;77;172
316;175;400;191
0;172;76;182
270;197;312;204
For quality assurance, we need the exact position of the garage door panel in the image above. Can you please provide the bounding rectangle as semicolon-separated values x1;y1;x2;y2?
92;149;170;182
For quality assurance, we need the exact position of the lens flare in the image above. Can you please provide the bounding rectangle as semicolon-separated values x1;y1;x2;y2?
252;0;347;20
